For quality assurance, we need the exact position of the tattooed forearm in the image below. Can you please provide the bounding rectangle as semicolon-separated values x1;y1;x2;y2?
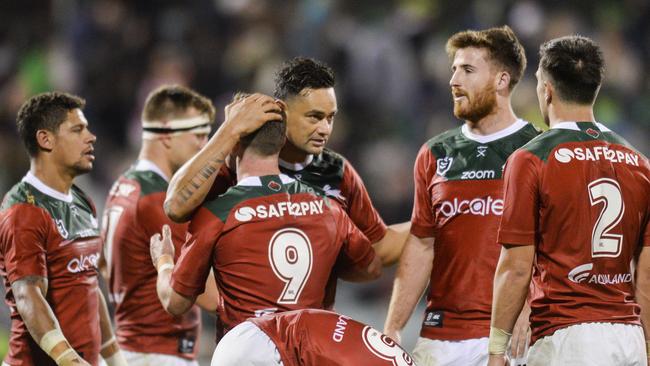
175;155;226;205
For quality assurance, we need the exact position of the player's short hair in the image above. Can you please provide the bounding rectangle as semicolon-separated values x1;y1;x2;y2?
274;57;336;100
446;25;526;91
16;91;86;156
539;35;604;105
142;85;215;122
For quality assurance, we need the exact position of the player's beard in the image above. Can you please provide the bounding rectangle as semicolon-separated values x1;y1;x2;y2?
454;83;497;123
71;160;93;176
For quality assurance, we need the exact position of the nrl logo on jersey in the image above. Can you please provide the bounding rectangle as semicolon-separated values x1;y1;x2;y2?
55;219;69;239
436;157;454;177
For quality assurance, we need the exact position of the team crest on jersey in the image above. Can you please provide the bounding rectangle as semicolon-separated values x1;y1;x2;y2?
436;157;454;177
476;145;488;157
267;180;282;192
55;219;69;239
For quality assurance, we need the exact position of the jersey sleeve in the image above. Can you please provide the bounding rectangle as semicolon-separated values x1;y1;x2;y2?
136;192;189;258
410;144;437;238
340;160;387;243
498;149;542;246
170;207;223;298
0;205;50;283
333;203;376;270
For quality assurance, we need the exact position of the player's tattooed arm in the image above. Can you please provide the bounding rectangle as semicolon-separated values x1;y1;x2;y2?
12;276;90;365
164;93;284;222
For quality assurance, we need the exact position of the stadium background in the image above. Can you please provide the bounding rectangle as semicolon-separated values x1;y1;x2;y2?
0;0;649;362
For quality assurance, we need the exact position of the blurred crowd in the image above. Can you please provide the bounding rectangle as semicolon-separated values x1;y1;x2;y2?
1;0;649;360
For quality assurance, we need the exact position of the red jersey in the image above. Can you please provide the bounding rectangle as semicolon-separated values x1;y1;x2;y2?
250;309;415;366
0;173;102;365
498;121;650;343
102;161;200;358
207;150;387;309
411;120;539;340
171;174;375;337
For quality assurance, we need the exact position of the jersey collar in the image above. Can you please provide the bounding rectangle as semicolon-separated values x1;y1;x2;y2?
134;159;170;182
461;119;529;144
22;171;74;203
278;154;314;171
551;121;611;132
237;174;295;187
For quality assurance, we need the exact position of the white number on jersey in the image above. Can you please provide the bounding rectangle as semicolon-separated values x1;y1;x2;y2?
268;228;313;304
101;205;124;298
588;178;625;258
362;326;414;366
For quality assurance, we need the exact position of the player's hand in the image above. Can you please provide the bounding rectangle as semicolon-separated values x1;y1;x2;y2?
222;93;284;139
383;329;401;345
508;304;531;360
150;224;175;271
487;354;507;366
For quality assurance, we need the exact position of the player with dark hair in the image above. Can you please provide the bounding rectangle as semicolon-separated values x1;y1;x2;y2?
163;57;408;272
212;309;416;366
488;35;650;366
150;105;381;342
384;26;539;366
0;92;126;365
101;85;224;365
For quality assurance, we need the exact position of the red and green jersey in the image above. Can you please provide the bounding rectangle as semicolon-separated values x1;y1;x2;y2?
250;309;415;366
206;149;387;309
101;160;200;359
411;119;539;341
498;121;650;343
171;174;375;339
0;173;102;366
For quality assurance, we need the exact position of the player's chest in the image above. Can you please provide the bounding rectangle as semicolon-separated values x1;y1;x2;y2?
42;202;101;275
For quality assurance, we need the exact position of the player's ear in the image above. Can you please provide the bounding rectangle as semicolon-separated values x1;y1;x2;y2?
35;129;55;152
159;134;173;149
544;81;553;105
495;71;511;93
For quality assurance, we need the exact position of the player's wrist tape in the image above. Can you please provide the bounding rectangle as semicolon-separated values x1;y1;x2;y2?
104;349;128;366
55;348;77;364
101;336;116;351
158;262;174;273
39;329;69;357
488;326;512;355
156;255;174;272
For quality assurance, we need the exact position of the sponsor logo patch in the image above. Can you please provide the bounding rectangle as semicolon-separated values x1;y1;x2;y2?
423;311;444;327
568;262;632;285
554;146;639;166
234;199;325;222
439;196;503;217
460;170;495;180
67;252;100;273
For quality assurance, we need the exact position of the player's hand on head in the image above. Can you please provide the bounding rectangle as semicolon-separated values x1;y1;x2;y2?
223;92;284;138
150;224;175;270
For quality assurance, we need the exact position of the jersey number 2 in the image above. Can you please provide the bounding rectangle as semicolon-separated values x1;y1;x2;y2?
588;178;624;258
268;228;313;304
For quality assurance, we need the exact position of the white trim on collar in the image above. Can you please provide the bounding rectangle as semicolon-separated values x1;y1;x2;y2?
278;155;314;171
134;159;170;182
22;171;74;203
551;121;611;132
237;174;295;187
461;119;529;143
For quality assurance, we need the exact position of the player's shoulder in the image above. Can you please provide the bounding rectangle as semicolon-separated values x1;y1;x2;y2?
122;168;167;196
70;184;97;215
308;148;346;176
422;126;464;158
1;180;37;212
